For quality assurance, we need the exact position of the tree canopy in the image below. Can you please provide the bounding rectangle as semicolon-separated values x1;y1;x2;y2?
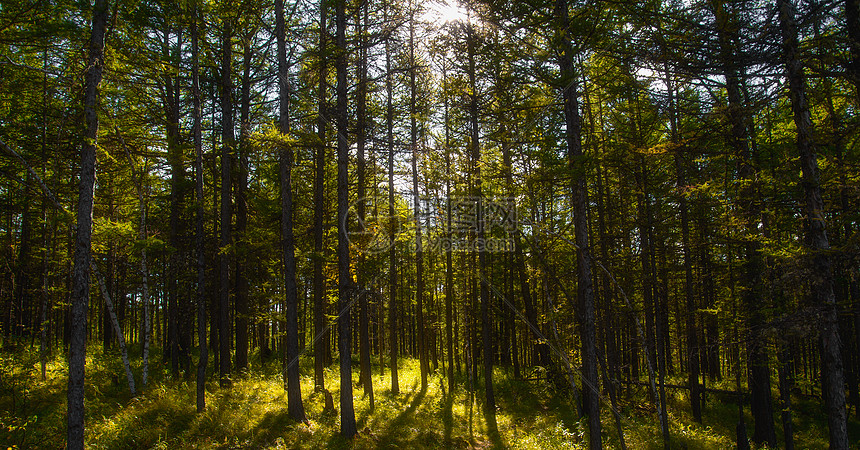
1;0;858;448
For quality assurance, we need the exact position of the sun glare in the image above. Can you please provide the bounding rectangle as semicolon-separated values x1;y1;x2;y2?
423;0;470;26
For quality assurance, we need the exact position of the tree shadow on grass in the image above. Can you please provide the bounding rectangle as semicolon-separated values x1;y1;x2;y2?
443;389;454;447
97;394;196;449
248;408;303;447
484;407;504;449
373;383;428;447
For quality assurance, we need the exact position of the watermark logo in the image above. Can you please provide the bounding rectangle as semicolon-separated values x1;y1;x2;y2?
344;197;402;255
346;196;517;255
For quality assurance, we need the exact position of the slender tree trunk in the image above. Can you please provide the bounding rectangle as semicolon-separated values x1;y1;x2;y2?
356;2;374;408
313;0;328;392
464;18;495;414
137;179;152;388
103;237;113;352
555;1;599;445
515;236;544;367
385;6;399;394
663;58;702;422
116;133;156;395
654;249;670;449
276;0;307;422
67;0;108;446
335;0;357;437
39;219;50;381
210;98;220;374
409;10;429;393
13;175;32;341
163;21;184;375
712;1;776;444
778;1;848;447
442;63;455;394
219;17;234;388
778;344;795;450
191;0;207;413
91;261;136;395
635;156;668;444
38;61;51;372
234;34;253;373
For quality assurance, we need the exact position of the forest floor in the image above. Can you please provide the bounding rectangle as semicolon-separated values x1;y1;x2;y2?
1;346;858;449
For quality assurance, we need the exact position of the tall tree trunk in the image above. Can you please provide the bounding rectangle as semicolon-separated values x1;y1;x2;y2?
335;0;357;438
555;0;599;445
677;148;702;422
712;1;776;444
219;17;234;388
778;344;795;450
818;20;860;415
39;170;51;380
464;18;495;414
409;10;428;393
313;0;329;392
163;21;185;376
210;97;220;374
778;0;848;447
13;175;32;340
636;154;669;446
442;62;455;394
234;32;252;373
385;4;399;395
137;176;152;389
663;57;702;422
276;0;307;422
356;1;374;408
515;236;544;367
114;134;157;396
191;0;207;413
67;0;108;447
103;234;113;352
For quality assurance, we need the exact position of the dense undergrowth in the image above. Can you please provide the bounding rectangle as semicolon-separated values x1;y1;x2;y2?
1;346;858;448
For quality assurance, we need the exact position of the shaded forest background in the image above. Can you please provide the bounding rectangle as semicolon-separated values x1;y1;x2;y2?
1;0;859;448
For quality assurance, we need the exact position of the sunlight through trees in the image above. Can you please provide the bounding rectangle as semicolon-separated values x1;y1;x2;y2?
0;0;858;448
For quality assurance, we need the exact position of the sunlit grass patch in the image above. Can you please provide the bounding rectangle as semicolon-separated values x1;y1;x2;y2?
3;345;860;448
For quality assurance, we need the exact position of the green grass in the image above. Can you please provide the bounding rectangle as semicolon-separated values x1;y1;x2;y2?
1;346;858;448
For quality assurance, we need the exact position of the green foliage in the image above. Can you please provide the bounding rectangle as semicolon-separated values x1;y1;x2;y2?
2;348;858;449
1;0;859;448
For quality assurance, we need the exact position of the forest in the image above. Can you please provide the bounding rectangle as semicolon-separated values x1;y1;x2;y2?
1;0;859;448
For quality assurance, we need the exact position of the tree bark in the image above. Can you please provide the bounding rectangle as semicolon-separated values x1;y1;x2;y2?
313;0;328;393
464;18;495;414
663;57;702;422
335;0;357;438
139;189;152;388
712;1;777;444
409;10;429;393
90;261;136;395
385;3;399;395
163;21;185;376
778;344;795;450
442;62;455;394
276;0;307;422
555;0;599;445
219;16;234;388
191;0;207;413
356;1;374;409
234;33;253;373
778;0;848;447
67;0;108;447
